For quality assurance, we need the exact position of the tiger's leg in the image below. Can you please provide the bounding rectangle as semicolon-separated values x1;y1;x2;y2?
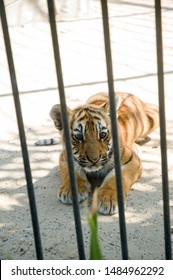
58;151;90;204
97;151;142;215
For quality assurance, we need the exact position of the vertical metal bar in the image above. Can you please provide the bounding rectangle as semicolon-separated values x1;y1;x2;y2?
47;0;86;260
155;0;172;260
0;0;43;260
100;0;128;260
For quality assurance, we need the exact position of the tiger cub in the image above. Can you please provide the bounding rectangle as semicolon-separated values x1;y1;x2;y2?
48;92;159;215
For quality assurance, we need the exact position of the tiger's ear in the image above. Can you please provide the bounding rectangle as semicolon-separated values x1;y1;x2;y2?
115;94;122;111
100;94;121;113
100;101;109;113
50;104;72;131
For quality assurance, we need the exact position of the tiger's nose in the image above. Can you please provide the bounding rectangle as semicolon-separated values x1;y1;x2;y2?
87;156;100;164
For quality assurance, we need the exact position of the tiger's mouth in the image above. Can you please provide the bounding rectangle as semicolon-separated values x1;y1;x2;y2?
73;155;105;171
84;164;103;173
73;148;113;172
78;158;104;169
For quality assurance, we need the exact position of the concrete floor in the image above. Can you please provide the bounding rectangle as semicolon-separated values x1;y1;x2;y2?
0;0;173;259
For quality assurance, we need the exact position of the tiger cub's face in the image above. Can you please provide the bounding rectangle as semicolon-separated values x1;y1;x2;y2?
50;103;113;172
71;105;113;172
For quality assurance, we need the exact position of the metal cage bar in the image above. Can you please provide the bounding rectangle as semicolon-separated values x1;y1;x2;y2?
100;0;128;260
155;0;172;260
47;0;86;260
0;0;43;260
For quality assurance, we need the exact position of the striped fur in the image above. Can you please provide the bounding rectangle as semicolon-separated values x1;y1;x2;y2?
48;92;159;214
35;137;60;146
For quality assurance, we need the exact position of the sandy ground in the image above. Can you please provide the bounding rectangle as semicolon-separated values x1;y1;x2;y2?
0;0;173;259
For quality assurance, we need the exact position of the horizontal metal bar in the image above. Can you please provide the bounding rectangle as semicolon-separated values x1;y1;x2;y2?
1;70;173;99
0;0;43;260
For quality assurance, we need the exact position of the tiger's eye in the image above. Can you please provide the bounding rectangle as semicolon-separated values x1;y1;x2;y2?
99;132;107;139
74;133;83;141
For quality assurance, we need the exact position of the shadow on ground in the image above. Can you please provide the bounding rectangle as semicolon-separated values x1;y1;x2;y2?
1;129;172;259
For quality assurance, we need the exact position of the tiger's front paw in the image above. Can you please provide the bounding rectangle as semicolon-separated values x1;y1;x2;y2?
58;184;88;204
97;188;117;215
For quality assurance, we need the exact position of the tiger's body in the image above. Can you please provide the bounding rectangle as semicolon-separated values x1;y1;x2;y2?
38;92;159;215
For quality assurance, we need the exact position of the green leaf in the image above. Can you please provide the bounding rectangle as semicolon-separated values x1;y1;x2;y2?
88;211;102;260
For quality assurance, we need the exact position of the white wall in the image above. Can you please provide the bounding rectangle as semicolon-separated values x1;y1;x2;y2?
4;0;92;27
